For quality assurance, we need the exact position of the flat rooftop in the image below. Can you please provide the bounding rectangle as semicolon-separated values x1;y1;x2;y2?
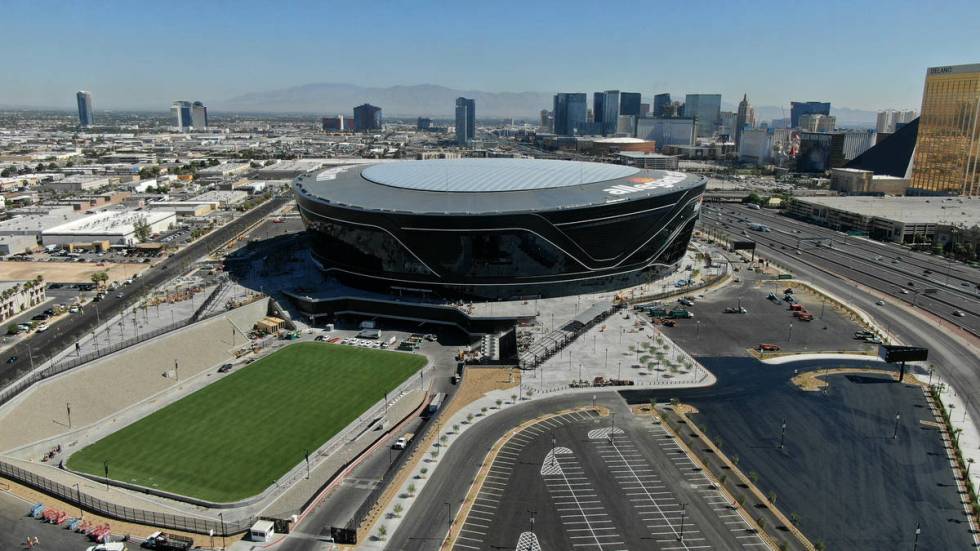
42;209;175;236
295;159;704;215
798;196;980;225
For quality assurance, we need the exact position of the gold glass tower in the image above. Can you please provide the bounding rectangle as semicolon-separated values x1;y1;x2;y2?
909;63;980;196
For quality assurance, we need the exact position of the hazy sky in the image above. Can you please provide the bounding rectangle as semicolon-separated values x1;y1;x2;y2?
2;0;977;111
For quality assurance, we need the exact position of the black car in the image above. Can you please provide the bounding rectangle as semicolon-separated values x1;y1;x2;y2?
6;356;17;364
217;363;233;373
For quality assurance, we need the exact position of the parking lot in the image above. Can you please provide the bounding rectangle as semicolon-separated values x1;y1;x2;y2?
452;410;766;551
622;356;977;551
651;267;869;357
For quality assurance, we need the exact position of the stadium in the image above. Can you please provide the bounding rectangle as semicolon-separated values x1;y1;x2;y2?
293;158;707;300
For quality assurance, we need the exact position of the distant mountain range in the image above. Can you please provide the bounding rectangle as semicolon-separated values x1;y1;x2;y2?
222;83;880;126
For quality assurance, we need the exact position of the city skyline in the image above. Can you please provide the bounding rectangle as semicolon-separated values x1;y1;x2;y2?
2;0;977;112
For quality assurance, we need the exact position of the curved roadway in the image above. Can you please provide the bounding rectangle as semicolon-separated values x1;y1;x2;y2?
698;206;980;431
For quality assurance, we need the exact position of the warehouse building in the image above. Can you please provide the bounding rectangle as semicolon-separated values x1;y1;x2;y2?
41;209;176;246
788;196;980;243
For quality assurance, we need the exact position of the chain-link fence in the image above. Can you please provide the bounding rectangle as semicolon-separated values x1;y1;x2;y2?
0;460;252;535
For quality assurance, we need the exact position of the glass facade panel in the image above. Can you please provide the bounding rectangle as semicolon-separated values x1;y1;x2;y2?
305;218;430;275
910;65;980;196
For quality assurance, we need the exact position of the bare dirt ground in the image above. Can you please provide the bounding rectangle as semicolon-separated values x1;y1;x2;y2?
790;367;914;391
0;262;147;284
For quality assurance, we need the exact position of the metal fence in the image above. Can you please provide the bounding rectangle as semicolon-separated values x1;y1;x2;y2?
0;459;253;535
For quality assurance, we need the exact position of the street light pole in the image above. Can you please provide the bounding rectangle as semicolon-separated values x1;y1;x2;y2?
788;322;793;342
678;502;686;541
779;419;787;449
912;522;920;551
893;412;901;439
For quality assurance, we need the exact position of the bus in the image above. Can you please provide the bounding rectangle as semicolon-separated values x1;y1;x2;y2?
427;392;446;415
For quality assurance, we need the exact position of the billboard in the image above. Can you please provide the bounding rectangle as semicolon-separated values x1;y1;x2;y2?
732;241;756;251
878;345;928;363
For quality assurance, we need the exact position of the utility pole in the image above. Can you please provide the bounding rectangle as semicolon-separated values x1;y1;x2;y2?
678;502;686;541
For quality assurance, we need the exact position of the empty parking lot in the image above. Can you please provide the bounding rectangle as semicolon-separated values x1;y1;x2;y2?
451;410;769;550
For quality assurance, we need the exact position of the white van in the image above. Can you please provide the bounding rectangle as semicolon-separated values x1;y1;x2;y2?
250;520;276;542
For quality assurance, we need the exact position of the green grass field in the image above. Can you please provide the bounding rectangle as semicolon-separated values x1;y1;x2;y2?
67;342;426;502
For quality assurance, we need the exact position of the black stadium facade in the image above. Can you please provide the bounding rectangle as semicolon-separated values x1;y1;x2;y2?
293;159;706;301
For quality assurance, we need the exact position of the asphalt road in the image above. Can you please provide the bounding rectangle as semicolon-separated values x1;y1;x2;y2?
0;487;97;551
700;204;979;334
0;196;288;389
696;208;980;461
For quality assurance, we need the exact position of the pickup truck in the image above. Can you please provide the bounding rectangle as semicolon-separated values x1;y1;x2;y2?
393;432;414;450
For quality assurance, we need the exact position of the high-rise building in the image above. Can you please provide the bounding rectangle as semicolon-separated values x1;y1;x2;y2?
417;117;432;131
323;115;354;131
746;105;756;129
619;92;642;118
739;128;773;165
790;101;831;128
454;97;476;145
735;94;750;150
635;118;696;147
684;94;722;138
639;103;651;117
353;103;383;131
553;93;587;136
841;129;877;161
171;100;193;130
797;132;846;172
76;91;94;127
191;101;208;129
653;93;671;117
593;90;620;135
719;112;737;137
876;109;918;133
539;110;553;133
799;114;836;132
910;63;980;196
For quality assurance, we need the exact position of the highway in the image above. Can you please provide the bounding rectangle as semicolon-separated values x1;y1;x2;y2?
0;195;289;390
700;203;979;335
696;204;980;438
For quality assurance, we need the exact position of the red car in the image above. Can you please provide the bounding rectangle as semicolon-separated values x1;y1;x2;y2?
758;343;780;351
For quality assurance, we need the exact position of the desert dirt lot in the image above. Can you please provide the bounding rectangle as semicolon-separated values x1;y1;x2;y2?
0;261;146;284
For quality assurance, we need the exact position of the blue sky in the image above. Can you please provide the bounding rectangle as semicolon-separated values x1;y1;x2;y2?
1;0;977;111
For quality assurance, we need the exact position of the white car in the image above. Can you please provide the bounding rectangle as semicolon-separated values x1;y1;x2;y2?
953;310;966;317
36;323;48;332
875;300;885;306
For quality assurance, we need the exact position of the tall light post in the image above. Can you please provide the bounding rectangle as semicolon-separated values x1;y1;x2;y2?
696;320;701;339
66;402;71;429
778;419;787;449
678;502;686;542
787;322;793;342
912;522;921;551
74;482;82;519
892;412;901;439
